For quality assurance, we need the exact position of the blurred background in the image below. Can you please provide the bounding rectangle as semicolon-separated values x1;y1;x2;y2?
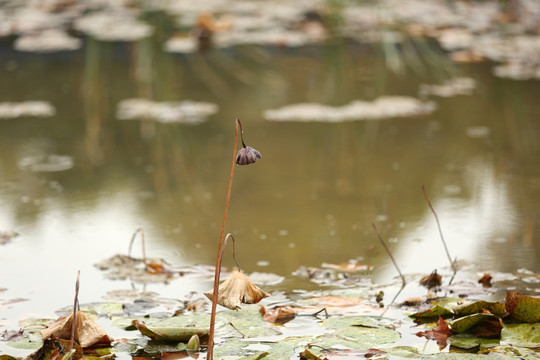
1;0;540;326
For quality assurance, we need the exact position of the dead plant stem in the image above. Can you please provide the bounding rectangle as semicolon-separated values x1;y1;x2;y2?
372;222;406;287
128;227;147;268
207;120;240;360
70;270;80;349
422;186;456;274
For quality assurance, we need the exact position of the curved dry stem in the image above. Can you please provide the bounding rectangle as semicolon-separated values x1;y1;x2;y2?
71;270;80;349
372;222;406;287
128;227;147;267
237;118;246;148
422;186;457;276
207;120;240;360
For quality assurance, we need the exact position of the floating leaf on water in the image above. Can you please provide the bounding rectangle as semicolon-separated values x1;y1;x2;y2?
436;28;474;51
132;319;208;343
260;305;297;324
263;96;436;122
453;301;506;317
410;304;454;319
448;313;501;335
0;101;55;119
94;254;178;283
17;154;73;172
466;126;491;138
116;98;218;124
416;317;452;349
14;29;81;52
447;333;499;350
500;322;540;348
74;12;154;41
505;292;540;323
321;262;373;272
247;272;284;286
163;36;198;53
419;77;476;98
321;316;401;346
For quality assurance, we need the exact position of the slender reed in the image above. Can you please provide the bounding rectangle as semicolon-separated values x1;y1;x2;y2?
70;270;80;349
128;227;147;268
207;120;240;360
372;222;406;287
422;186;456;273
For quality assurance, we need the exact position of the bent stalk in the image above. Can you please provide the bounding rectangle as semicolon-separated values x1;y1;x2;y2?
207;120;240;360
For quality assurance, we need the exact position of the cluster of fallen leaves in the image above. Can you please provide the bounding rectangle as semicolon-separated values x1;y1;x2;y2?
413;292;540;348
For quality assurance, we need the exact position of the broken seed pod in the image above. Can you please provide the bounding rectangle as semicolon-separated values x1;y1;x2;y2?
205;268;269;310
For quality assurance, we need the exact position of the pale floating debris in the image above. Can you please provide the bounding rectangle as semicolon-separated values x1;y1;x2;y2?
264;96;436;122
437;28;474;51
493;61;540;81
117;98;218;124
214;29;315;48
0;230;19;245
466;126;491;138
0;8;69;37
248;272;285;286
14;29;81;52
74;12;153;41
18;155;74;172
419;77;476;98
0;101;55;118
163;36;198;53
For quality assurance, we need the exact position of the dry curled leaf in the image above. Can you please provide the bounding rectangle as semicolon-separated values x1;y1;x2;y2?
416;316;452;348
205;268;269;310
420;270;442;288
260;305;297;324
40;311;112;348
478;273;493;287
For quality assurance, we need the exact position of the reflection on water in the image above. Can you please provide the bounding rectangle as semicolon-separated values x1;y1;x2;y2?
1;11;540;330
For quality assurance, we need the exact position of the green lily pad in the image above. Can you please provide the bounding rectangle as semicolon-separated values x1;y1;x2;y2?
482;345;540;359
506;293;540;323
448;334;499;350
411;305;454;319
237;353;269;360
5;338;43;351
143;340;187;354
218;306;281;338
501;323;540;347
132;320;208;342
453;301;506;317
321;316;400;346
383;346;422;358
449;313;500;334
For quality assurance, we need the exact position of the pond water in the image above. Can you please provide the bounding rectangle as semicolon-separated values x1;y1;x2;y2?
1;6;540;341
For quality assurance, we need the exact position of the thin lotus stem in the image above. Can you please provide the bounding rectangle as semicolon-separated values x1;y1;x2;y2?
372;222;406;287
128;228;147;268
422;186;456;274
207;120;240;360
71;271;80;349
238;119;246;148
